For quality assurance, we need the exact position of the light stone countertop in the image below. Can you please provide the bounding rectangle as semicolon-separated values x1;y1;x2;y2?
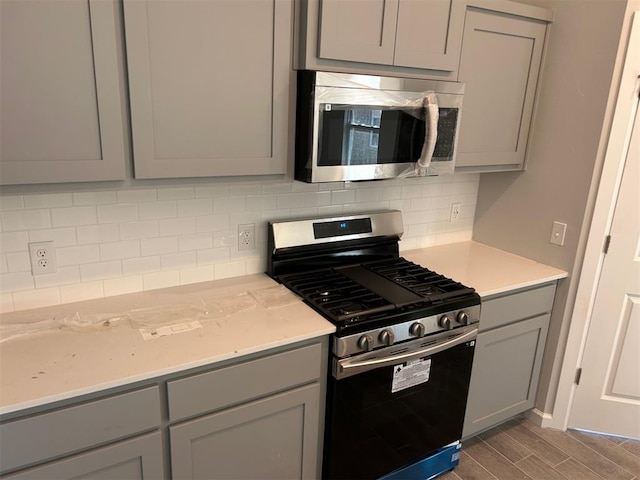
0;241;567;416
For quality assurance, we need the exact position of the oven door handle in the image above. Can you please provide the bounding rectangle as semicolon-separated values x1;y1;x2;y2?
335;326;478;380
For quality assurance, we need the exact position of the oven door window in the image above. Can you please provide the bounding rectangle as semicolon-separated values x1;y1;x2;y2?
324;340;475;480
317;105;458;167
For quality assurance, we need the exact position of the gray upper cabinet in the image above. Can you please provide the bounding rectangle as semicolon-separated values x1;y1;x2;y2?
0;0;126;185
297;0;464;79
455;7;548;172
124;0;293;179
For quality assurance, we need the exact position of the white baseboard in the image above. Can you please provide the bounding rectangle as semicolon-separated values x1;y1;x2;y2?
524;408;562;430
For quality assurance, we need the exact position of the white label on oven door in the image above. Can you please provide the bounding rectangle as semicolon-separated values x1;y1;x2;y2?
391;358;431;393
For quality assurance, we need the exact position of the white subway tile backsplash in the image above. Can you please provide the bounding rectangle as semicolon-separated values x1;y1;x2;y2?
6;252;31;272
13;287;61;311
2;209;51;231
246;194;277;212
158;187;194;200
117;189;157;204
196;214;230;233
139;201;177;220
100;240;140;261
123;256;161;275
60;281;104;304
261;182;292;194
195;184;229;198
143;270;180;291
161;252;197;270
77;224;120;245
214;260;246;280
141;236;178;256
229;183;262;196
29;227;77;247
331;190;356;205
0;175;479;312
0;292;14;313
120;221;160;240
214;196;246;214
73;191;117;206
197;247;230;265
0;231;29;253
178;198;212;217
34;266;81;288
0;196;24;211
179;233;213;252
98;204;138;224
24;193;73;209
56;245;100;267
80;260;122;281
180;265;215;285
277;193;305;208
51;206;97;227
159;217;195;237
104;275;143;297
304;191;331;207
1;271;35;292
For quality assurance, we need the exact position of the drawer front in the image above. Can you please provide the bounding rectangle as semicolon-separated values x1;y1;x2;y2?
167;343;322;422
480;283;556;332
0;386;161;474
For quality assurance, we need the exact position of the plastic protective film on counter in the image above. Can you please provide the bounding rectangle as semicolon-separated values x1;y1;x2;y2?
310;72;458;178
0;285;299;343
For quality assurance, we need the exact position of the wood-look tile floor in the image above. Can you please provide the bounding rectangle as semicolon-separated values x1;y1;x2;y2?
441;416;640;480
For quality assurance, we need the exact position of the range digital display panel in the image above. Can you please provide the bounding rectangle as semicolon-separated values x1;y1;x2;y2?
313;218;372;239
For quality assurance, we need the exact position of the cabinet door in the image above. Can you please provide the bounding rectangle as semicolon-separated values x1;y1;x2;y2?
170;384;320;480
3;432;163;480
456;8;547;171
124;0;292;179
318;0;398;65
394;0;464;71
462;314;550;438
0;0;126;185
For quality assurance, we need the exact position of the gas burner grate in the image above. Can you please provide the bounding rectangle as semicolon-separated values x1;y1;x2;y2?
364;258;475;302
278;270;395;322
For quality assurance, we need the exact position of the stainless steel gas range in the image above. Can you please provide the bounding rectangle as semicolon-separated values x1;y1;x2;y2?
267;210;480;480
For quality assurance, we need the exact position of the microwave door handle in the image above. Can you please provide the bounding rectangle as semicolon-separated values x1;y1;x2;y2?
417;94;439;168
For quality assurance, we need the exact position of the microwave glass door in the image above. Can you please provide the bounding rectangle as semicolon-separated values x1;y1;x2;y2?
317;105;458;167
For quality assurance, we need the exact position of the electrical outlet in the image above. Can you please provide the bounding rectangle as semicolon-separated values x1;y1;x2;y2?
29;241;57;275
238;224;255;251
550;221;567;246
449;203;462;223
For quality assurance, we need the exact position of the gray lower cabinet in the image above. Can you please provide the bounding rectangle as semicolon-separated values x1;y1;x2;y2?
2;432;163;480
462;283;557;438
0;387;163;479
0;0;126;185
124;0;293;179
455;6;549;172
166;342;324;479
170;384;320;479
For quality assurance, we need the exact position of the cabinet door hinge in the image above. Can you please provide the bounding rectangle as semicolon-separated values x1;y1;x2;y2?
604;235;611;254
575;368;583;385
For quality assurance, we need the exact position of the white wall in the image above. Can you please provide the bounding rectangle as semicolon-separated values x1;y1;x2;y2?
0;174;479;313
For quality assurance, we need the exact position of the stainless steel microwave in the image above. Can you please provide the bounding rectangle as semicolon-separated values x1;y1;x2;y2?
294;71;464;183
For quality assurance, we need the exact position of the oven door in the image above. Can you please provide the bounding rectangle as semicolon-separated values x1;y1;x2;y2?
323;326;477;480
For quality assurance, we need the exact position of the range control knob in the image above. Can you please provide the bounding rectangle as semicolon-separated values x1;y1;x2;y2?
409;322;426;338
439;315;453;330
357;334;374;352
379;329;395;346
457;311;470;326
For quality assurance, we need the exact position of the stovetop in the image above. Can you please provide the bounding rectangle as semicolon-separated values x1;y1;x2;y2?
277;257;479;335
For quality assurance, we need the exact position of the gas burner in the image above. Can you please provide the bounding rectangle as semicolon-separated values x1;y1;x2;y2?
338;302;364;315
